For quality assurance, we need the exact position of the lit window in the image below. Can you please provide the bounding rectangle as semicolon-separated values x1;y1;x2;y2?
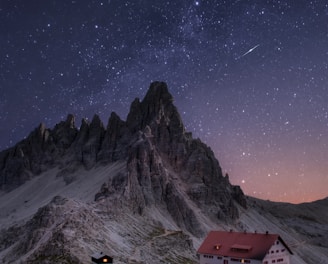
214;244;221;250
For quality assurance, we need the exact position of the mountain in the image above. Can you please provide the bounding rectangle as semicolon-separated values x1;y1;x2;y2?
0;82;327;263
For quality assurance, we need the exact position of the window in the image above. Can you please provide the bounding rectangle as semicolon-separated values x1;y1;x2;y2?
272;260;276;263
214;244;221;250
277;259;284;262
281;249;285;252
230;259;250;263
231;244;252;253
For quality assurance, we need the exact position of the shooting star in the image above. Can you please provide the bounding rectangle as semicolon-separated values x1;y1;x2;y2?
236;44;260;60
241;44;260;57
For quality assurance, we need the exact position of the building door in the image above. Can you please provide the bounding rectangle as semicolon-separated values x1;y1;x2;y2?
224;260;228;264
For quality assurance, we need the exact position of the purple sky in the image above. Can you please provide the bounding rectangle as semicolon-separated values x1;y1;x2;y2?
1;0;327;203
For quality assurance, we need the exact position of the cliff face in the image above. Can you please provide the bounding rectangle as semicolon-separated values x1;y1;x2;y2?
0;82;327;264
122;82;246;235
0;81;246;235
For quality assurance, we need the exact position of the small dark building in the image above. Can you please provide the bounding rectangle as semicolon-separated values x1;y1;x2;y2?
91;252;113;263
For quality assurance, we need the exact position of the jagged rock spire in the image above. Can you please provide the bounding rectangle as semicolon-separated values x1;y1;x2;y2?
0;82;246;232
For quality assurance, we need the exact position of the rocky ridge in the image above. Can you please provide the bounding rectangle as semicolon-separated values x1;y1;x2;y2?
1;82;326;263
0;195;196;264
0;82;246;237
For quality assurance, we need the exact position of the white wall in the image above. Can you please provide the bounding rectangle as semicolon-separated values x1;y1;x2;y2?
199;254;222;264
199;254;262;264
262;239;291;264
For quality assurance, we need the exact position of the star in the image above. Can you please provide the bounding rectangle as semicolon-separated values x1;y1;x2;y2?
1;0;327;204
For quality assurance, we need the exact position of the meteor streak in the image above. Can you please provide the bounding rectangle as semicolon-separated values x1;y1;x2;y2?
241;44;260;57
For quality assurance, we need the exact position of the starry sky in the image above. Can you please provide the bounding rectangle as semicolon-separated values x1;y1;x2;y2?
1;0;327;204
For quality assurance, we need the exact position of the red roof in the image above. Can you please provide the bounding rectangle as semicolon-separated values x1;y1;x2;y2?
197;231;292;260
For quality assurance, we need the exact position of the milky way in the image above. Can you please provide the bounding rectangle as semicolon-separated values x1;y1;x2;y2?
1;0;327;203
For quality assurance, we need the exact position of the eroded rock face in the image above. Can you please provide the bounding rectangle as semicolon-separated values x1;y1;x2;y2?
98;112;129;162
79;114;105;168
125;126;168;212
0;195;199;264
0;81;246;233
0;196;99;263
121;82;246;234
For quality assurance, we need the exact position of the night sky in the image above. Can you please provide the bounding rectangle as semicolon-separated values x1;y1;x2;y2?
1;0;327;203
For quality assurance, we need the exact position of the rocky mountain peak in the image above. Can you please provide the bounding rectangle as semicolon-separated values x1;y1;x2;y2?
142;81;174;111
0;82;325;264
65;114;76;129
90;114;104;129
0;81;246;234
126;82;183;136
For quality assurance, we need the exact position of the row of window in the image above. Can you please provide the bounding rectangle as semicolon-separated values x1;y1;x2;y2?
203;255;223;259
202;255;250;263
269;248;285;254
274;259;284;263
263;258;284;264
203;254;285;264
231;258;251;263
